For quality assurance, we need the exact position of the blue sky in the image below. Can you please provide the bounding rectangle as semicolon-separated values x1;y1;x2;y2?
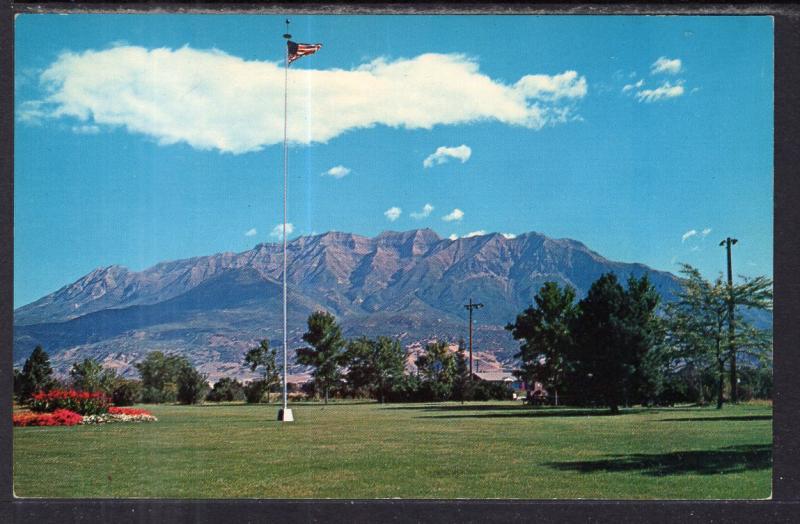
14;15;773;308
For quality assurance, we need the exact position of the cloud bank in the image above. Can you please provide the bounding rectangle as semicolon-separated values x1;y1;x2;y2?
20;45;588;154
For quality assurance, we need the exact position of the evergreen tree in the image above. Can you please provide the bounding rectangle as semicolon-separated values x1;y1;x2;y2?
176;366;209;405
18;346;55;400
569;273;661;413
135;351;191;403
243;339;280;403
297;311;347;404
506;281;577;406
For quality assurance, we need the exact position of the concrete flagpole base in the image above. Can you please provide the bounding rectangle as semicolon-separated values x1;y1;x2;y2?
278;408;294;422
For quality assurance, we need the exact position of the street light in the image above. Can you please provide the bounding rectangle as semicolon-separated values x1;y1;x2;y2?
720;237;738;403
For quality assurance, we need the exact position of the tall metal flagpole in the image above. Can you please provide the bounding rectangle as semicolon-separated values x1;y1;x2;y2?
279;20;293;422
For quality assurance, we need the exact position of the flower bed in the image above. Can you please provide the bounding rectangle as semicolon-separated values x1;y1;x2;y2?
29;389;110;415
80;410;157;425
13;409;83;427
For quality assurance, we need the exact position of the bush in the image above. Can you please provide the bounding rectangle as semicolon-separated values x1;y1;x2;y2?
29;389;110;415
206;377;246;402
176;367;209;405
472;381;514;401
111;379;142;406
244;380;269;404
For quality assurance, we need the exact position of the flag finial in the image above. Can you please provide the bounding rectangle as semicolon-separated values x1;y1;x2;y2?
283;19;291;40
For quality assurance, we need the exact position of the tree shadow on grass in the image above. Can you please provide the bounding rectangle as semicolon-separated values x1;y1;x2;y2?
658;415;772;423
545;444;771;476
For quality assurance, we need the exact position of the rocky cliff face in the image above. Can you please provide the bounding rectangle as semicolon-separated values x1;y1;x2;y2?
14;229;682;378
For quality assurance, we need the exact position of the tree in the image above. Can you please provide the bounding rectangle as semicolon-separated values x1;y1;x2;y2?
415;340;456;401
297;311;347;404
452;338;472;404
569;273;661;414
243;340;280;403
506;281;577;406
345;336;407;403
18;346;55;401
727;274;773;402
70;358;118;393
665;265;772;409
135;351;191;403
207;377;246;402
176;366;209;405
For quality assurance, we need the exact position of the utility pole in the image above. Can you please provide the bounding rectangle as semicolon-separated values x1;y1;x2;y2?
464;298;484;379
720;236;738;403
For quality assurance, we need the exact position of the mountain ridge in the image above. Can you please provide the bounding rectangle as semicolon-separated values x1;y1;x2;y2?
14;229;684;378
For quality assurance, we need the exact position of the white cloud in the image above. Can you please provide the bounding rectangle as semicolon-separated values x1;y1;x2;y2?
322;165;351;178
410;203;434;220
384;207;402;222
701;228;712;237
622;79;644;93
501;233;516;239
448;233;458;241
270;222;294;239
464;230;487;238
244;228;257;237
423;145;472;168
20;46;589;154
72;124;100;134
682;229;697;242
635;81;684;103
442;208;464;222
651;57;682;75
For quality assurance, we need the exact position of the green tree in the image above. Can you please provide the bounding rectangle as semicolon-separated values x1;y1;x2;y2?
243;340;280;403
176;366;209;405
70;358;118;393
506;281;577;406
135;351;191;403
18;346;55;401
297;311;347;404
665;265;772;409
206;377;246;402
415;340;456;401
345;336;407;403
569;273;661;414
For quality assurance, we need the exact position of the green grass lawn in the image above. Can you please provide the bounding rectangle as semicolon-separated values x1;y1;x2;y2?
13;401;771;499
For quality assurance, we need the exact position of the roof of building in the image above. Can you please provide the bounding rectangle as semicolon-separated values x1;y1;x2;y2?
472;371;517;382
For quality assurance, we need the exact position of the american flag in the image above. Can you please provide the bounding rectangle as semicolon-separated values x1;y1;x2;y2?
287;41;322;64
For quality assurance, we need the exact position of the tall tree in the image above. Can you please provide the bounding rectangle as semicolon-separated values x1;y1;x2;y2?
243;339;280;403
506;281;577;406
70;358;118;393
135;351;191;403
345;336;406;403
415;340;456;401
297;311;347;404
728;274;773;402
18;346;55;400
665;265;772;409
569;273;661;413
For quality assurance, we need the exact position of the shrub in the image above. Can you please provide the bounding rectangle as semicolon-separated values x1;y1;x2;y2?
29;389;110;415
176;366;209;405
206;377;246;402
245;380;269;404
111;379;142;406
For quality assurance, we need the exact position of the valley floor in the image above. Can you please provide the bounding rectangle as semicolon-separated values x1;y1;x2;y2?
13;401;772;499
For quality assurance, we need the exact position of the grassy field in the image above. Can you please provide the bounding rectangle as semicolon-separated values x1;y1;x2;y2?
13;401;771;499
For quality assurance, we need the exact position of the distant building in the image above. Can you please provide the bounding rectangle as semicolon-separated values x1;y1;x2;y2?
471;371;525;392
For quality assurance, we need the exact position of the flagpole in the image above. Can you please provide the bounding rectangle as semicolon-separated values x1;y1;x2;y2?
279;19;293;422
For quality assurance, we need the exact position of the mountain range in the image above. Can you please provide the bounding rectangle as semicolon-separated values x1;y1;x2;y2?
14;229;684;380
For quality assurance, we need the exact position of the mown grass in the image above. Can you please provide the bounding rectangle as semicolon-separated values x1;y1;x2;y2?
13;401;771;499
